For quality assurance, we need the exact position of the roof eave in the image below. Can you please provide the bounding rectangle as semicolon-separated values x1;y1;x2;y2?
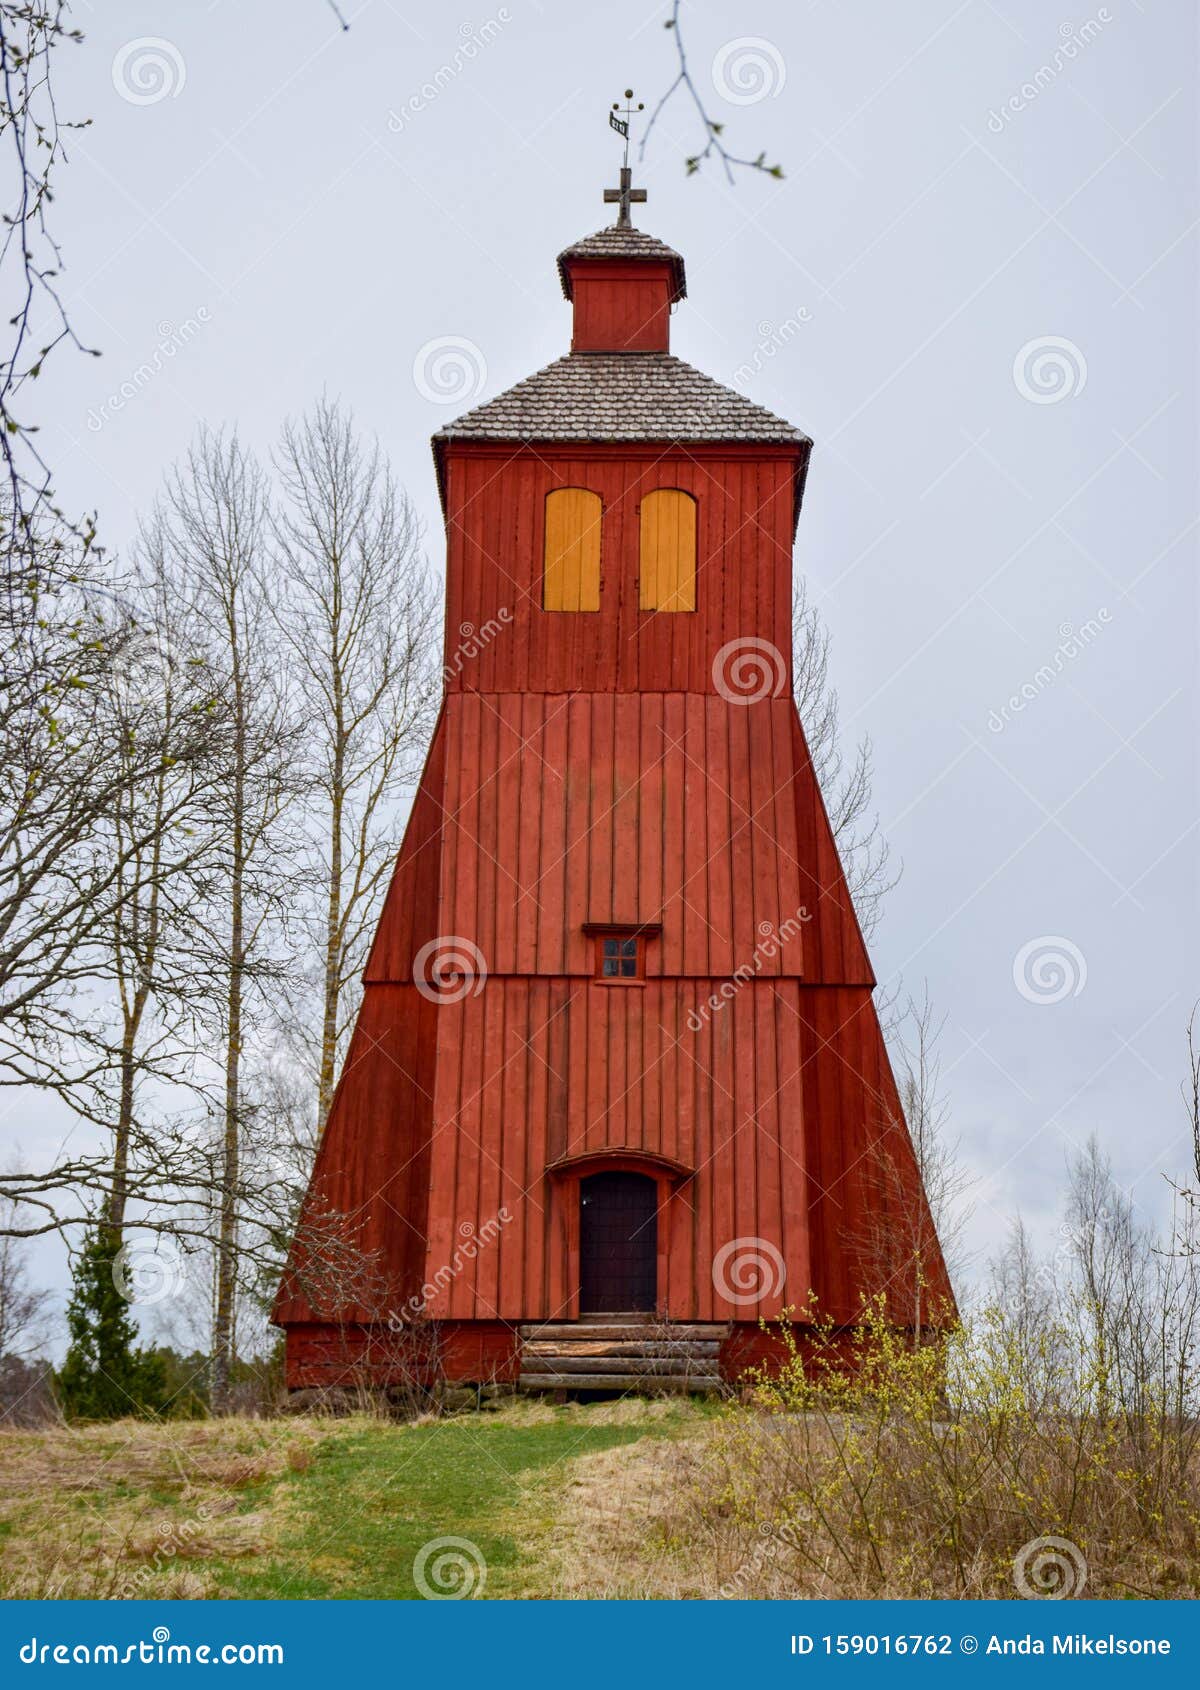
557;250;687;305
432;433;812;530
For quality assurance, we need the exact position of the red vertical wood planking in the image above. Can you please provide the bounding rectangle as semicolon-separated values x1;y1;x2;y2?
275;217;956;1379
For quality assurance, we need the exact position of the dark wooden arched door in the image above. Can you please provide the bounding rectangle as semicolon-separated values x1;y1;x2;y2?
579;1171;658;1313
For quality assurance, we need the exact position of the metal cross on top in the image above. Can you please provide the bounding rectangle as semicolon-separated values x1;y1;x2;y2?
605;88;647;228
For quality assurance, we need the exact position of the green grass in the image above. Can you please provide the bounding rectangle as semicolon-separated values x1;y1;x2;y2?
0;1397;715;1600
221;1399;708;1600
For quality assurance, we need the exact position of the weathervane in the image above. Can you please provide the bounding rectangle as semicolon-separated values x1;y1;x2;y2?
605;88;647;228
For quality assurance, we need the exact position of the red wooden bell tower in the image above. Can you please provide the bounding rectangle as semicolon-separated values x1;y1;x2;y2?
274;178;953;1390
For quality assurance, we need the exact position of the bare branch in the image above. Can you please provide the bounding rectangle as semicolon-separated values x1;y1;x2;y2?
1;3;97;575
641;1;784;185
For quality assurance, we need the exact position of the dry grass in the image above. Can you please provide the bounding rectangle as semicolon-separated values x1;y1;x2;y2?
649;1410;1200;1600
641;1306;1200;1601
540;1430;712;1597
10;1365;1188;1601
530;1294;1200;1602
0;1416;324;1599
538;1400;1200;1600
0;1396;712;1600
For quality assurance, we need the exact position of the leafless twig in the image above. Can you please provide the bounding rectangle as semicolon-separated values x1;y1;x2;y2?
640;0;784;184
1;2;96;576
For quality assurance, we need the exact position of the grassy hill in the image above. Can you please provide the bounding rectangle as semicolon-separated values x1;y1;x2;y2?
0;1398;715;1601
3;1377;1194;1600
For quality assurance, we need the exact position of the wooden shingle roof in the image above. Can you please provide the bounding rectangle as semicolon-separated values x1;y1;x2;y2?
433;352;809;446
556;223;687;301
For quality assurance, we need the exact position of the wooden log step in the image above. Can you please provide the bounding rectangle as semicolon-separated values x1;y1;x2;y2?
519;1323;728;1343
519;1373;723;1393
520;1354;713;1376
523;1339;720;1359
577;1312;654;1323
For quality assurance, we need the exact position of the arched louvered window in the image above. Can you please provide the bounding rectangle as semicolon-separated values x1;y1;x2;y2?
543;488;602;611
639;488;697;612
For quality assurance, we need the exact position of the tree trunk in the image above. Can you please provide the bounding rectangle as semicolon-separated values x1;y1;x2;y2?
105;744;166;1241
105;1019;137;1237
316;730;345;1136
212;703;246;1414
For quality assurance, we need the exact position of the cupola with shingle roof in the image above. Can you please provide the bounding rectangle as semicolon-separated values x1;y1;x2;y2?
433;209;810;518
557;220;684;354
556;223;688;351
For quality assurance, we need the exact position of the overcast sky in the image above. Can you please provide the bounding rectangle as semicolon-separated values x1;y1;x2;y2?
15;0;1197;1319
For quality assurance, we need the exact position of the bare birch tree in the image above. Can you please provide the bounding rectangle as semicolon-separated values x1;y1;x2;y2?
149;429;298;1411
271;397;436;1134
90;558;236;1239
0;1189;52;1424
0;520;227;1131
793;580;895;938
852;989;972;1327
0;1192;49;1358
1175;1004;1200;1244
895;991;973;1285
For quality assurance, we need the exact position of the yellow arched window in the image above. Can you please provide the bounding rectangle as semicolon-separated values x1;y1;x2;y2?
543;488;601;611
639;489;697;612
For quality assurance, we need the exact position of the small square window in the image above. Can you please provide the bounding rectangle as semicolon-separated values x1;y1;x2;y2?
601;937;639;978
594;931;644;984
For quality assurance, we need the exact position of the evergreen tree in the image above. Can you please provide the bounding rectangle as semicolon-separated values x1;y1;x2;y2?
56;1230;168;1421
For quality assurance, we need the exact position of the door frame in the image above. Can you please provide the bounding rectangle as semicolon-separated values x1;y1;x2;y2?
547;1149;693;1320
